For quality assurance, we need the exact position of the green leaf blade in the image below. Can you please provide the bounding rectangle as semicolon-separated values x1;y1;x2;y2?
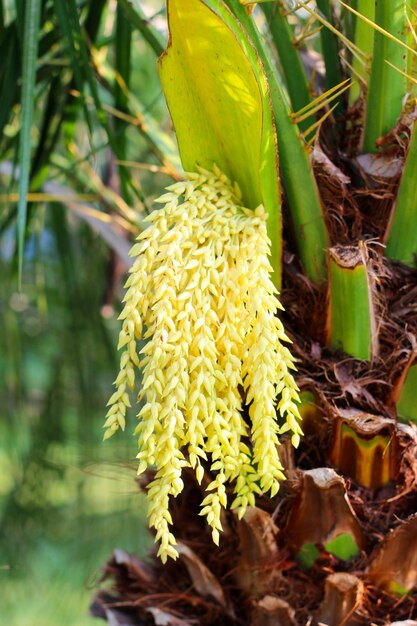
115;5;133;201
118;0;165;57
0;25;19;140
17;0;42;285
84;0;107;42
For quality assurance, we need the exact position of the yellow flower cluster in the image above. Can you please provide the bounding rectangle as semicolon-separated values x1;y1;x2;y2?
105;167;302;563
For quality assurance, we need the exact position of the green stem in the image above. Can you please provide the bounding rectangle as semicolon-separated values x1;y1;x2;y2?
407;11;417;97
395;362;417;424
327;245;377;360
261;1;312;132
225;0;330;283
385;120;417;265
316;0;343;92
349;0;375;103
330;411;397;489
362;0;408;153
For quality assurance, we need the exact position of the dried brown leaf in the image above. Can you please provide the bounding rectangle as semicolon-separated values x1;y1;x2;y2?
368;514;417;592
176;542;229;611
356;153;403;180
285;468;366;551
252;595;297;626
146;607;194;626
236;507;280;596
318;573;364;626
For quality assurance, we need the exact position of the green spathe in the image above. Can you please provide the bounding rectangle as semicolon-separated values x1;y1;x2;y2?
158;0;282;284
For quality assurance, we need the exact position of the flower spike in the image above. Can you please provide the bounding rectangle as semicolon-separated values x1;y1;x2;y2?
105;168;302;563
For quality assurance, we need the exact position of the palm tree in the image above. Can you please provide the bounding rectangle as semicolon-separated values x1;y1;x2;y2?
92;1;417;624
2;0;417;624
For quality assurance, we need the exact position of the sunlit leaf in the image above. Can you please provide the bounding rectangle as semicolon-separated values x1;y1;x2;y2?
159;0;281;280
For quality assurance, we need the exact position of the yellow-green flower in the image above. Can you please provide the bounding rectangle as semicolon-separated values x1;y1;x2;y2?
105;167;302;563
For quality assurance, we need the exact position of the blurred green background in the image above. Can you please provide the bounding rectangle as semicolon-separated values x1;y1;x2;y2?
0;232;149;625
0;1;179;623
